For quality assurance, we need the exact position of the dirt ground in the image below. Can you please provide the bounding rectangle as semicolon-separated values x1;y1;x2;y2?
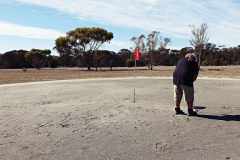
0;78;240;160
0;66;240;84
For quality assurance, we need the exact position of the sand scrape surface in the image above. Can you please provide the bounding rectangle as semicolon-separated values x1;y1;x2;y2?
0;78;240;160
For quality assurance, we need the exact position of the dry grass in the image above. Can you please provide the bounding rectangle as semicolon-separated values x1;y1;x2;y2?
0;66;240;85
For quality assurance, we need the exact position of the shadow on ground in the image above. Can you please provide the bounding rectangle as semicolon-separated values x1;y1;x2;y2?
193;106;240;121
197;114;240;121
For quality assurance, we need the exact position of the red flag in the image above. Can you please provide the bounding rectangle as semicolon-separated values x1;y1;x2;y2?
134;48;141;61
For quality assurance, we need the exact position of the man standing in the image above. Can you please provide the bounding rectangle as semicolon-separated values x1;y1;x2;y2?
173;53;199;116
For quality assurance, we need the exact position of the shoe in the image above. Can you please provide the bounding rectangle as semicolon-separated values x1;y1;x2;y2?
175;108;185;115
188;109;198;116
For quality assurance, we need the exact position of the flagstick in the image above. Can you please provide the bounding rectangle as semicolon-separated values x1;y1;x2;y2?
133;59;137;103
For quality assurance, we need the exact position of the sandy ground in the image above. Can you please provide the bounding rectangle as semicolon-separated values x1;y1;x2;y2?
1;66;240;84
0;78;240;160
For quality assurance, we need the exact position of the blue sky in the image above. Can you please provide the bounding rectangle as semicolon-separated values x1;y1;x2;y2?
1;0;240;54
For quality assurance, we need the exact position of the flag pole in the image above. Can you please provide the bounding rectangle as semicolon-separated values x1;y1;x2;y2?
133;59;137;103
133;48;141;103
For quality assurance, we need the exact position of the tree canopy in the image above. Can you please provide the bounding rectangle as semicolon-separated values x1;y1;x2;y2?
55;27;113;56
55;27;113;70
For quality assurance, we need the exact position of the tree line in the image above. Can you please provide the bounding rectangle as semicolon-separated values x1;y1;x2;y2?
0;26;240;69
1;45;240;69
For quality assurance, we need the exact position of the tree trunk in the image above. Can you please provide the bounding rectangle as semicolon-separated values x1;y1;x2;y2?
147;52;153;70
93;51;99;72
88;66;91;71
147;59;151;70
86;53;92;71
198;48;202;68
150;52;153;70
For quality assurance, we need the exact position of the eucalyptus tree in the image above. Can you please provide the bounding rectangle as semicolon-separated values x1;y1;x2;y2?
190;23;209;66
146;31;160;70
55;27;113;70
130;34;146;52
160;37;171;49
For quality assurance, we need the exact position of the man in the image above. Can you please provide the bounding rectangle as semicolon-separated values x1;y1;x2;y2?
173;53;199;116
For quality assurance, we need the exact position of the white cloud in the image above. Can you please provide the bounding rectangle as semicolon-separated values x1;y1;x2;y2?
0;21;64;39
12;0;240;47
106;40;132;52
0;40;55;54
15;0;240;47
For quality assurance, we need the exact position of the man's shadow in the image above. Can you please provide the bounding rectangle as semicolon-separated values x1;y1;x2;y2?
194;106;240;122
197;114;240;121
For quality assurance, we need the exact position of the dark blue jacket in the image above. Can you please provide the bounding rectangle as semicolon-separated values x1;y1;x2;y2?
173;58;199;87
